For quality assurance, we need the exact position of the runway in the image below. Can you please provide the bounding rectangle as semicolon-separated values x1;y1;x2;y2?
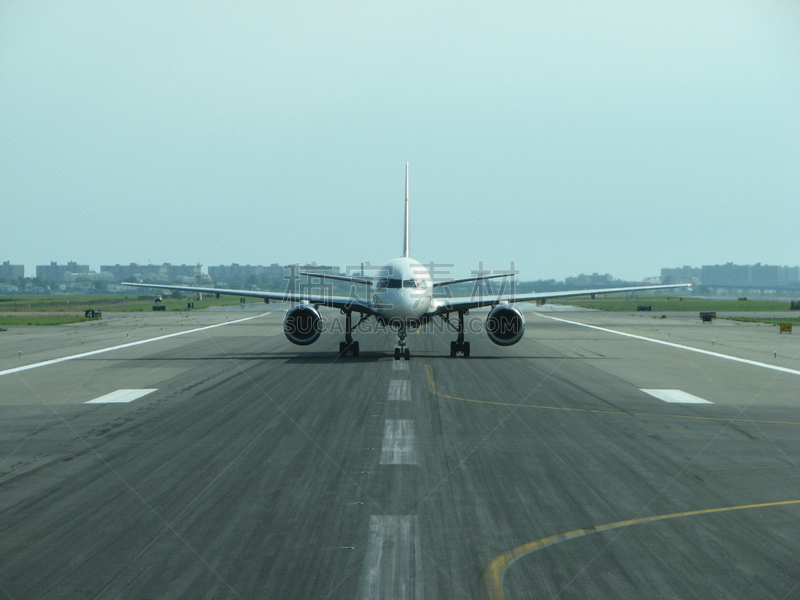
1;305;798;599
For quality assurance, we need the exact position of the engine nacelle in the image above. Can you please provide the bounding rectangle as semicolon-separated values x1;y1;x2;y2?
486;304;525;346
283;304;322;345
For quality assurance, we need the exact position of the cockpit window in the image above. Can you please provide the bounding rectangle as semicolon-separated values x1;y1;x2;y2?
375;278;388;289
403;279;417;288
387;279;402;288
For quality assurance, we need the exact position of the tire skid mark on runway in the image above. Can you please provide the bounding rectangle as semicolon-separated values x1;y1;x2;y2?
425;366;800;426
0;312;271;377
482;499;800;600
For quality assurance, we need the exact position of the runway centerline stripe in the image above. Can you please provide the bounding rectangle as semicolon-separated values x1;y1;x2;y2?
392;360;409;371
380;420;417;465
358;515;424;600
85;389;157;404
388;380;411;401
642;389;712;404
483;499;800;600
0;312;271;377
537;314;800;377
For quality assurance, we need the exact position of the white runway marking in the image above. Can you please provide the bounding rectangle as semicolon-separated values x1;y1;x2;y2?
537;314;800;377
85;389;157;404
0;312;270;378
392;361;409;371
380;420;417;465
358;515;424;600
641;389;713;404
388;380;411;401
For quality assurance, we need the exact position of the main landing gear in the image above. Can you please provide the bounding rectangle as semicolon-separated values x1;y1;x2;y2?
338;310;367;357
444;311;470;357
394;325;410;361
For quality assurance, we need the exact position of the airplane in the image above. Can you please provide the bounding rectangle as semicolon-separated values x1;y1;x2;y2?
124;164;690;360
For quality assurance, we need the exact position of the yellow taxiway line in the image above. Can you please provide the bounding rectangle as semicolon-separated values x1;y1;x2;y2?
482;499;800;600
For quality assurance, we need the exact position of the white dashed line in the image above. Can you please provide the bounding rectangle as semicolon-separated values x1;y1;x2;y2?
388;380;411;401
380;420;417;465
85;389;157;404
358;515;424;600
392;361;409;371
641;389;713;404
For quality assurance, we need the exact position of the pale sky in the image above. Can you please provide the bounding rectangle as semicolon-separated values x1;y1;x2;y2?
1;1;798;280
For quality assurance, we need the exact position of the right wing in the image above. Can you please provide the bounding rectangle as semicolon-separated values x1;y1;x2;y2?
431;283;691;315
122;282;376;315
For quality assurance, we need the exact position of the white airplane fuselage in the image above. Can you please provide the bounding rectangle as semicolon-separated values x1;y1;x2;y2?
371;257;433;323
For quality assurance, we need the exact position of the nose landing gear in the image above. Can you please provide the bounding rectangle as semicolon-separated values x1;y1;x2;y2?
394;325;410;360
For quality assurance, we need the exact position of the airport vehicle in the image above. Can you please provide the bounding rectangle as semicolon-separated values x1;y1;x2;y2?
124;164;689;360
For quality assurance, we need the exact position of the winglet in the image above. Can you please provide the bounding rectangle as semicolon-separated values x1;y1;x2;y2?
403;162;410;258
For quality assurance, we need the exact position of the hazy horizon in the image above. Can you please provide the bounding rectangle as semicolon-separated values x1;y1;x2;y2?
2;2;798;280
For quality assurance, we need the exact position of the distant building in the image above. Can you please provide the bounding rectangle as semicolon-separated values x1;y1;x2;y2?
699;263;800;288
295;263;340;276
36;261;89;281
565;272;613;286
208;263;341;285
207;263;285;282
101;263;198;283
0;260;24;281
661;265;701;284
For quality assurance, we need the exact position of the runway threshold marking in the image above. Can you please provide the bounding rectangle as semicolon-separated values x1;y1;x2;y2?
380;420;417;465
642;389;712;404
424;366;800;426
85;389;157;404
388;380;411;401
482;499;800;600
358;515;424;600
0;312;271;378
537;314;800;377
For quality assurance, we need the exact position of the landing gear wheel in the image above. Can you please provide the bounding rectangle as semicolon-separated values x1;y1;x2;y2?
450;342;457;357
404;348;410;361
394;347;401;360
352;341;360;357
339;341;347;356
463;341;470;358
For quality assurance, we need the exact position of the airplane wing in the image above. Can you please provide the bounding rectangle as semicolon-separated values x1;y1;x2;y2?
431;283;691;315
121;282;377;315
431;273;511;288
298;272;373;285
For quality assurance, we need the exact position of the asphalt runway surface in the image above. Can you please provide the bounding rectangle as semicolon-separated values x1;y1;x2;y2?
1;305;799;599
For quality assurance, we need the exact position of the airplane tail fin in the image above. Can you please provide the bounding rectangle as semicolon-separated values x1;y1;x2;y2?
402;162;410;258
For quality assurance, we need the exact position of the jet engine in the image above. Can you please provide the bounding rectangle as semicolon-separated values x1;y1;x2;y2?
283;304;322;345
485;304;525;346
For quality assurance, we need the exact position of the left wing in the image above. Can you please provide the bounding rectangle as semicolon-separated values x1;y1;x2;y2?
431;283;691;315
122;282;376;315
